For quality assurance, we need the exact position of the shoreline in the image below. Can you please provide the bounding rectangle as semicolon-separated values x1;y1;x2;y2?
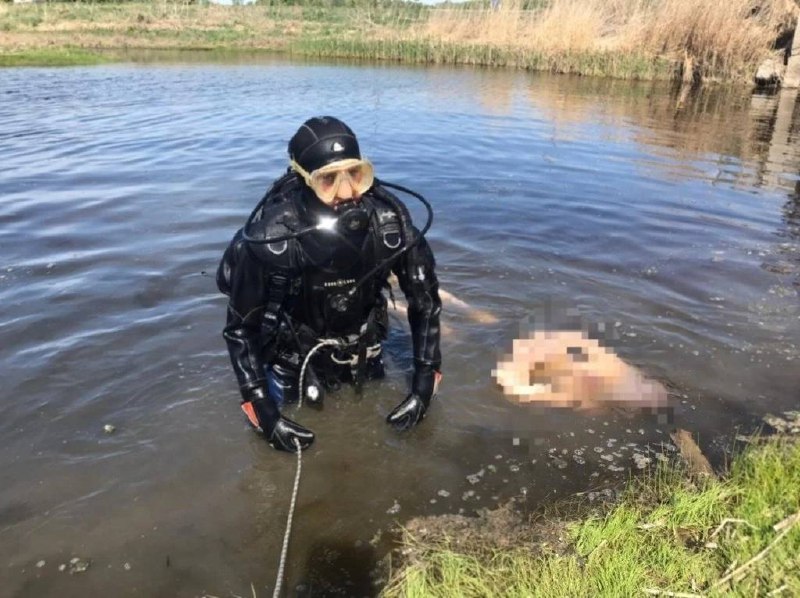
381;418;800;598
1;2;794;83
0;44;674;82
382;414;800;597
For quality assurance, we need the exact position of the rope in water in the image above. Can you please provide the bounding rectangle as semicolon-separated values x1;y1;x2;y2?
273;338;342;595
272;438;303;598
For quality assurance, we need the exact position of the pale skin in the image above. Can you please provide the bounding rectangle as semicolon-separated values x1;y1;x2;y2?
314;164;364;206
492;331;668;410
319;173;356;206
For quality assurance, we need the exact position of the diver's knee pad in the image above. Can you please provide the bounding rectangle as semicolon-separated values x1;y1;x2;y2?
266;362;299;408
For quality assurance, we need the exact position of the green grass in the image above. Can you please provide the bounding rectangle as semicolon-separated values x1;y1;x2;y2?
0;1;788;82
382;436;800;597
291;38;675;80
0;2;677;79
0;48;108;67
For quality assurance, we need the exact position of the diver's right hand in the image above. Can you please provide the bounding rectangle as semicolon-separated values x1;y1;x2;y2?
266;416;315;452
241;389;315;452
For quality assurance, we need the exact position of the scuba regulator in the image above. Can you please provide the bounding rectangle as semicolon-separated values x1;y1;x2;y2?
241;178;434;308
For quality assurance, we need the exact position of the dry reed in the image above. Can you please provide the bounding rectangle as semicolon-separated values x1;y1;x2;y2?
2;0;797;80
422;0;798;81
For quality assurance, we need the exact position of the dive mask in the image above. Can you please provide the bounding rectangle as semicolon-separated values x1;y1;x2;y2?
290;158;374;204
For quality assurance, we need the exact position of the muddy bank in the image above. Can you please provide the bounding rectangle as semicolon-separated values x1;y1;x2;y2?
383;412;800;597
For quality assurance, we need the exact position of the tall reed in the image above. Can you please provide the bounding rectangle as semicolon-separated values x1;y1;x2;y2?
422;0;798;81
3;0;796;80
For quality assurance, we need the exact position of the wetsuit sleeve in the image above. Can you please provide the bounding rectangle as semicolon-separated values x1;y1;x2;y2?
217;230;275;399
392;229;442;371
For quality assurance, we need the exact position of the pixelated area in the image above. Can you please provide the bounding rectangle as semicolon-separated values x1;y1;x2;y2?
492;314;669;412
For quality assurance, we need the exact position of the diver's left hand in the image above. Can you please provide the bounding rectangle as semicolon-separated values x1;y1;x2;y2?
386;393;428;431
386;366;442;431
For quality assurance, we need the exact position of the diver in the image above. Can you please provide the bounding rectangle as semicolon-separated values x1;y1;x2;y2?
217;116;442;452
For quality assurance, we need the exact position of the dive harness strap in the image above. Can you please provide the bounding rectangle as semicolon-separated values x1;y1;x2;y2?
286;305;382;394
262;272;294;362
355;321;369;393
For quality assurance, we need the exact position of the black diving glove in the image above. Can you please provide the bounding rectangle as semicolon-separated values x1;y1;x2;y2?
267;416;315;452
241;388;315;452
386;364;442;431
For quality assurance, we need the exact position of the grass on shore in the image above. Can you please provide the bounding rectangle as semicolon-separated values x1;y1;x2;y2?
1;0;797;81
382;436;800;597
0;47;108;66
293;38;673;80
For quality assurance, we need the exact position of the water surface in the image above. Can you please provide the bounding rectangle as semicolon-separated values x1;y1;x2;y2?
1;53;799;597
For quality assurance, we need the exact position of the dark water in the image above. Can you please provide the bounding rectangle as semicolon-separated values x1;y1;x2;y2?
1;53;798;597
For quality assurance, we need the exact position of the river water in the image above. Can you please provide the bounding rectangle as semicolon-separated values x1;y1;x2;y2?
1;53;798;597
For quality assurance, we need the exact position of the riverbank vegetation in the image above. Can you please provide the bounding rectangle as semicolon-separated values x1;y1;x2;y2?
1;0;797;81
0;47;107;66
382;434;800;597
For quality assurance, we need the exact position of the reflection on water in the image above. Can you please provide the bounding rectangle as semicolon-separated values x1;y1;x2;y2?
1;53;799;597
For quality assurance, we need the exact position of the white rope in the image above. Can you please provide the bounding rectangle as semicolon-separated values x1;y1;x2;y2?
329;343;382;365
297;339;342;409
272;438;303;598
272;335;378;595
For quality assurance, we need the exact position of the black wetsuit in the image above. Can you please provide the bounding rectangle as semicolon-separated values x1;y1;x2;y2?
216;174;442;409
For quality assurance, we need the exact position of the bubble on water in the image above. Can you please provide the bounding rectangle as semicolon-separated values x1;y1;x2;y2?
66;558;90;574
466;469;484;485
